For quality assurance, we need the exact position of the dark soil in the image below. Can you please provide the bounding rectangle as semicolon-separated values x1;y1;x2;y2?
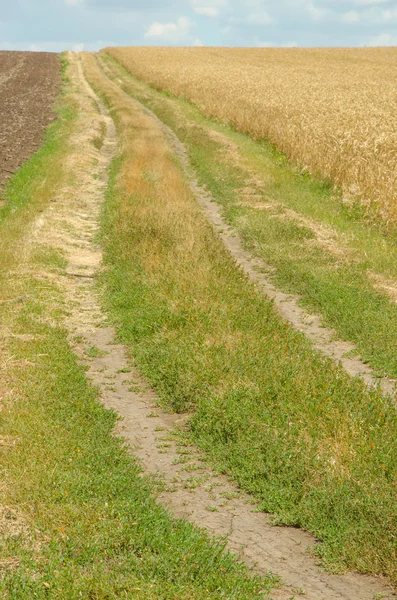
0;51;61;190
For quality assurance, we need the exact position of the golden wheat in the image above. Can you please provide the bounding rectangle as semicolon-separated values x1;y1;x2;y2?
104;46;397;223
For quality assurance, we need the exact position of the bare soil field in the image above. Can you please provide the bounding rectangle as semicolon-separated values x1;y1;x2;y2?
0;51;60;189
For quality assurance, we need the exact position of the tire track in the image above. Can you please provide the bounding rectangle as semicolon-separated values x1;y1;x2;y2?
61;53;394;599
96;53;397;400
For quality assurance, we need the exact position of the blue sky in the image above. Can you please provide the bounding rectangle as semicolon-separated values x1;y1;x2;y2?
1;0;397;51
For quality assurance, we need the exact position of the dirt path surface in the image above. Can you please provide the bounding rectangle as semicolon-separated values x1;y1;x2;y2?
96;54;396;400
25;51;395;599
36;53;391;599
0;51;60;189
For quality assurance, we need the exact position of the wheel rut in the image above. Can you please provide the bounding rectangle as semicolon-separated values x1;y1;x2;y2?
30;51;395;600
96;54;397;399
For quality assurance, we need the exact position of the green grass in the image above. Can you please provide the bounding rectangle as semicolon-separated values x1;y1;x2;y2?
95;53;397;584
0;109;74;231
0;56;276;599
0;296;273;599
85;344;109;358
0;87;75;279
99;52;397;380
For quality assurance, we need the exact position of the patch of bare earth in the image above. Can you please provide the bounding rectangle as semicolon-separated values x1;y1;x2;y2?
237;197;354;261
210;127;356;266
36;53;393;599
0;503;42;574
368;272;397;305
0;51;60;190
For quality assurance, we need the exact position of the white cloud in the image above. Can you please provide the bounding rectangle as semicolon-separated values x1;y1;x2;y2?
256;39;298;47
341;10;361;22
287;0;328;22
246;11;275;24
194;6;218;16
230;7;276;26
340;6;397;24
289;0;328;21
367;32;397;45
0;40;112;52
296;1;397;26
379;8;397;21
352;0;393;4
191;0;227;17
145;16;192;43
4;0;397;52
305;1;328;21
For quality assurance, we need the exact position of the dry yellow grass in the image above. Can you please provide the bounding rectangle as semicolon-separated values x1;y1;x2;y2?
81;52;217;294
104;46;397;224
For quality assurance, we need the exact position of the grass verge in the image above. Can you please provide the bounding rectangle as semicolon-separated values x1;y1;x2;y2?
0;55;275;598
85;53;397;583
99;51;397;380
0;66;73;275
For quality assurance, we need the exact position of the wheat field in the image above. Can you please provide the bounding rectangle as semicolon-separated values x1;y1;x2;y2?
104;47;397;224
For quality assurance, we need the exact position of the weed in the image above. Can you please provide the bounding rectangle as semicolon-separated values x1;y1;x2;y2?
85;345;108;358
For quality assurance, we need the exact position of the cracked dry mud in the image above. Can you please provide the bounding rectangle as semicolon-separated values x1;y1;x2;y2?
29;52;395;599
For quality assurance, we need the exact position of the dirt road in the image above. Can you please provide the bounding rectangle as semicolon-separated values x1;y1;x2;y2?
40;52;391;600
0;51;60;189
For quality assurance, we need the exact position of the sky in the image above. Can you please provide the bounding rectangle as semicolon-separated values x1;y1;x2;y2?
1;0;397;51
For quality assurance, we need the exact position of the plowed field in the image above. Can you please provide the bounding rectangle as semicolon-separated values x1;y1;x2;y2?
0;51;60;189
